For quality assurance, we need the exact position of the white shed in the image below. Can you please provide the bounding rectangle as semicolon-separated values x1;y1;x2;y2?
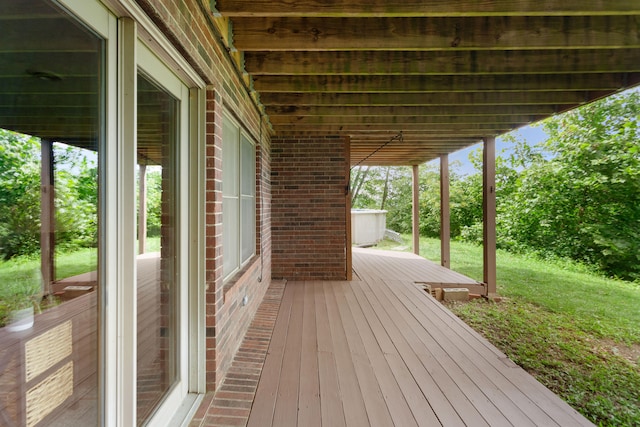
351;209;387;246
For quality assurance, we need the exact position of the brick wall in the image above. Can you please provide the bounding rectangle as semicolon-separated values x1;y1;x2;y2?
137;0;272;391
204;89;272;389
271;136;349;281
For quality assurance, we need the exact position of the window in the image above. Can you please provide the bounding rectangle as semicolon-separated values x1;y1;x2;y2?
135;70;180;425
0;0;105;424
1;1;206;423
222;114;256;280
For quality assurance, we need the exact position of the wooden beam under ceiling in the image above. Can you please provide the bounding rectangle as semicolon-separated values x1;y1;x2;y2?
244;49;640;75
258;91;598;106
253;74;627;93
212;0;640;17
230;16;640;51
266;105;559;117
0;18;100;51
273;123;511;132
269;114;544;125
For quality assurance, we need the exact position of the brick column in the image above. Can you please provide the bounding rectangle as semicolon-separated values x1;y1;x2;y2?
271;136;349;281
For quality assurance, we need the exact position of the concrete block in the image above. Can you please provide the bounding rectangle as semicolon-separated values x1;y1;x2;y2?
443;288;469;302
434;288;443;301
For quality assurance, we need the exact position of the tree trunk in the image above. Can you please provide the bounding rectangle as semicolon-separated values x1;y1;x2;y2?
351;165;369;206
380;166;391;210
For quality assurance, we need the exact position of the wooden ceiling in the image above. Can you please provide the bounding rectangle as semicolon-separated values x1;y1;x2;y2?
210;1;640;166
2;1;640;167
0;0;102;149
0;0;173;165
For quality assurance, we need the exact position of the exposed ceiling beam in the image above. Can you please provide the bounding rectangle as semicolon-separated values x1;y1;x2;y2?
269;114;544;125
0;52;100;75
253;74;628;93
266;105;559;117
0;122;94;136
231;16;640;51
0;77;98;93
0;18;99;51
350;145;479;153
350;134;481;141
245;49;640;75
212;1;640;17
276;129;490;137
350;146;474;154
273;123;512;132
258;91;600;106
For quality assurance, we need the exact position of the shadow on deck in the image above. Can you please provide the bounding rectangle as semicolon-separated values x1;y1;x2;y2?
191;249;593;427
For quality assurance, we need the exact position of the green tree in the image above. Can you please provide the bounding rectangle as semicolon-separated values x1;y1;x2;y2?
350;164;480;239
54;147;98;251
0;130;42;259
351;166;395;210
144;168;163;237
0;130;99;259
500;91;640;279
452;170;483;242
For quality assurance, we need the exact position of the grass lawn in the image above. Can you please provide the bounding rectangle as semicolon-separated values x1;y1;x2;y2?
0;247;98;326
0;238;160;326
376;236;640;427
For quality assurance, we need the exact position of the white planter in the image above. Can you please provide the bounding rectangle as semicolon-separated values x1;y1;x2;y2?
7;306;35;332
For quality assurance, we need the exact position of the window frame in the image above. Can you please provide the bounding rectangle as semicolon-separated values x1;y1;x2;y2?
222;112;257;282
56;0;207;425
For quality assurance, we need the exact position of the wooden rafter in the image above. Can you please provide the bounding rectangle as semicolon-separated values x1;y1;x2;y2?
244;49;640;76
266;105;559;117
4;1;640;167
269;114;544;125
252;74;629;93
212;0;640;17
209;2;640;166
230;16;640;51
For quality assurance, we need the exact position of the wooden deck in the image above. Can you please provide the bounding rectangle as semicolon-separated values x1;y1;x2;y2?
240;249;593;427
0;252;168;427
352;247;485;294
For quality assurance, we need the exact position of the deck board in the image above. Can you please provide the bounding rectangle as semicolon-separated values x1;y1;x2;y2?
324;281;371;426
341;282;419;427
297;282;321;427
349;283;441;426
313;282;346;427
331;282;395;427
246;278;296;427
353;279;466;426
391;280;555;426
363;277;492;427
272;281;304;427
375;279;511;427
241;249;594;427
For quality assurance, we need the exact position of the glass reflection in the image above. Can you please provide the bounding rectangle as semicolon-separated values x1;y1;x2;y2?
0;0;102;425
136;73;178;425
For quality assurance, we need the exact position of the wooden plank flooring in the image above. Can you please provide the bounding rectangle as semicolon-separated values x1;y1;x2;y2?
245;249;593;427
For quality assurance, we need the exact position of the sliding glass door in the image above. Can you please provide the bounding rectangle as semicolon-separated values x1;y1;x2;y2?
0;1;203;425
0;0;109;425
135;42;191;426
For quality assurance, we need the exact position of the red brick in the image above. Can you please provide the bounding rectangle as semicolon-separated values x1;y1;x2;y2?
203;415;247;426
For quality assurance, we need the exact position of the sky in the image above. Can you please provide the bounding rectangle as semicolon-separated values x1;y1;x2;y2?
432;124;550;175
